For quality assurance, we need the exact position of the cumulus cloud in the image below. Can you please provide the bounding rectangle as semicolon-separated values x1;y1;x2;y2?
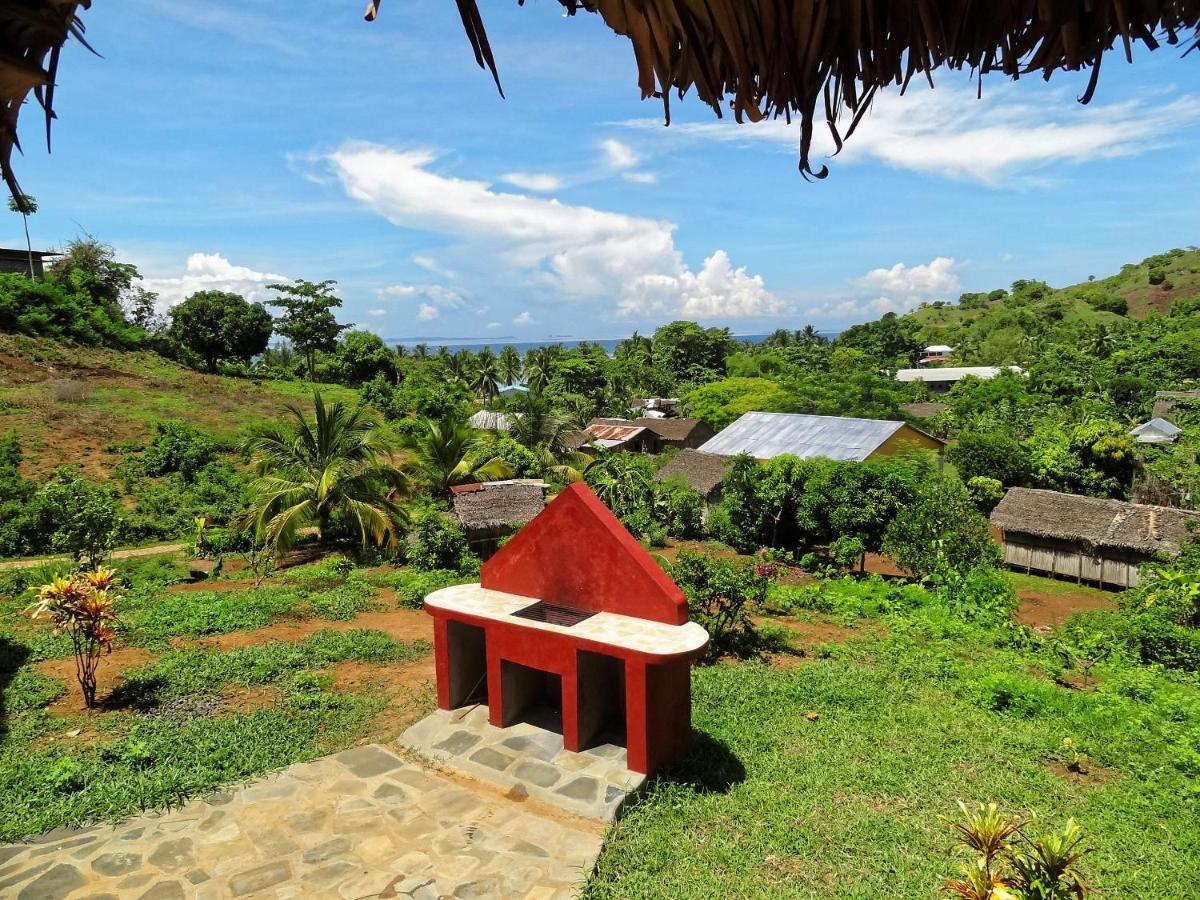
818;257;960;320
500;172;565;192
622;171;659;185
417;304;439;321
141;252;286;310
367;308;386;317
327;143;782;319
377;283;464;306
600;138;641;170
620;87;1200;185
513;311;533;325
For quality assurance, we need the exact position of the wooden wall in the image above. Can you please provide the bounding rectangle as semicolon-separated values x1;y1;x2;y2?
999;532;1144;589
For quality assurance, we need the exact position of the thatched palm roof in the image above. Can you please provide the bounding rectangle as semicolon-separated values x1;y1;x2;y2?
367;1;1200;179
4;3;1198;204
450;479;548;530
654;448;731;498
990;487;1200;556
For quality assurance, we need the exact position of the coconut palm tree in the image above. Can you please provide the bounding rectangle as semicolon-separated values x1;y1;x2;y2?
413;343;429;361
473;353;500;401
615;332;652;363
240;391;412;555
507;392;593;483
524;361;550;393
498;346;522;384
404;415;514;497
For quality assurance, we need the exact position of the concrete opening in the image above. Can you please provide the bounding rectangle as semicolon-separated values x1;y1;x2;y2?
446;620;487;708
577;651;626;750
500;660;563;734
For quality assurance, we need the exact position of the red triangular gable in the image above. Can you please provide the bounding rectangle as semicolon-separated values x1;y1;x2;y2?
480;482;688;625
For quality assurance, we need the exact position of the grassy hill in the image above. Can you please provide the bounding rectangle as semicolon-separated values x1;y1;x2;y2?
0;333;360;479
903;246;1200;354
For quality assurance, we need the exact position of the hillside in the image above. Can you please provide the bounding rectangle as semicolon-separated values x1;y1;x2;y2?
0;333;360;479
899;247;1200;360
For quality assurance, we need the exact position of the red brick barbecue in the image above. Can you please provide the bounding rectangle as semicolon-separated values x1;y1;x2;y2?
425;483;709;775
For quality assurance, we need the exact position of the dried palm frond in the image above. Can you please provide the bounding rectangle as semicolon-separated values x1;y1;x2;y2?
0;1;93;211
371;0;1200;180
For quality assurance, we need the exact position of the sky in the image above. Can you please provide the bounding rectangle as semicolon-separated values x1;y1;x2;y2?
10;1;1200;342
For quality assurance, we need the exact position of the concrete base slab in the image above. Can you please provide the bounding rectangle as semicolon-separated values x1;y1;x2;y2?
400;707;645;822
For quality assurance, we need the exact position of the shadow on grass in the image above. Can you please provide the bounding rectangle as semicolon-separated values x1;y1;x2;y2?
103;675;170;713
708;620;803;664
0;636;30;741
657;729;746;794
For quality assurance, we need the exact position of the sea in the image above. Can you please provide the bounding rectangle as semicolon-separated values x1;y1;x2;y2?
387;331;838;356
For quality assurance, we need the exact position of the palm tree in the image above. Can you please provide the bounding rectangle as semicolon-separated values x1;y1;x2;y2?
525;361;550;393
615;332;653;363
473;353;500;401
798;324;827;345
507;393;593;483
240;391;411;555
498;346;522;384
7;193;37;277
1087;325;1118;359
413;343;429;361
404;415;514;497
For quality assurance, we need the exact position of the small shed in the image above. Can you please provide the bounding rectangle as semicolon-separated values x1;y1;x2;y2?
1152;391;1200;420
1130;417;1182;445
697;412;943;462
580;422;660;453
654;450;732;519
450;480;548;559
989;488;1200;589
0;248;58;278
497;382;529;397
590;417;714;451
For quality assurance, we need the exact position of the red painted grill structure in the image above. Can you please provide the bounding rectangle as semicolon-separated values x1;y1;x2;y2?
425;483;709;775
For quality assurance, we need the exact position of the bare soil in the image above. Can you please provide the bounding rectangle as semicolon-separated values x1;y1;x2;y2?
1014;588;1115;629
39;646;157;716
1046;759;1113;787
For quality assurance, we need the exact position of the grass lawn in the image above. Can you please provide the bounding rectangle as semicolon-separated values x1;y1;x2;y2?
586;598;1200;898
0;554;436;842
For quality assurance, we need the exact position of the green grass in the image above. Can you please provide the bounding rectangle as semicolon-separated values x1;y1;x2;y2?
0;629;428;842
1009;572;1114;601
586;618;1200;898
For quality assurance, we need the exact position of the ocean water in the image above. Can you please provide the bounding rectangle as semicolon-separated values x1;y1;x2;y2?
388;332;837;356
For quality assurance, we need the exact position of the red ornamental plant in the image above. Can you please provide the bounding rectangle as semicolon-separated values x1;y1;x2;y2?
30;567;121;708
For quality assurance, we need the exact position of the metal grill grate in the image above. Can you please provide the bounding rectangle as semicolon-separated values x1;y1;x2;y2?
511;601;597;628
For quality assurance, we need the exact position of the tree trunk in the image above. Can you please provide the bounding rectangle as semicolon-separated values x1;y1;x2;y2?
21;213;33;278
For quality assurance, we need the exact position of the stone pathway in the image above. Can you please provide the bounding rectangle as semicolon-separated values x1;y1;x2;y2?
400;708;643;822
0;744;604;899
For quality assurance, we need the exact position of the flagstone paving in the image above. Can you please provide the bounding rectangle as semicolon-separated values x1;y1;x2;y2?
0;744;605;899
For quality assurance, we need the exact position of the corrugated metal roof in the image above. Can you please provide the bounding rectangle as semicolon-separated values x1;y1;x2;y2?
1130;417;1181;443
894;366;1023;383
468;410;517;431
585;423;647;442
697;412;913;462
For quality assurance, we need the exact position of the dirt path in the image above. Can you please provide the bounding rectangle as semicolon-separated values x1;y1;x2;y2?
1014;587;1115;629
0;542;186;571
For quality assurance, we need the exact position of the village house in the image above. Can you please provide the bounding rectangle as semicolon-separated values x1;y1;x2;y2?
653;449;733;519
574;421;661;453
0;247;57;278
449;480;547;559
631;397;682;418
989;487;1200;589
589;417;714;451
697;411;944;462
893;365;1024;393
919;344;954;365
467;409;518;432
1130;417;1182;444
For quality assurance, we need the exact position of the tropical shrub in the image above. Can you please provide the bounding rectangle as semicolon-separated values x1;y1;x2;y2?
657;476;706;540
22;470;121;566
669;550;771;657
29;567;123;708
966;476;1006;513
407;509;478;574
883;478;1001;582
139;420;219;480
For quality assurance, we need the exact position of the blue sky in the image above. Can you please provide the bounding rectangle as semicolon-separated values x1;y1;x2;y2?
11;1;1200;342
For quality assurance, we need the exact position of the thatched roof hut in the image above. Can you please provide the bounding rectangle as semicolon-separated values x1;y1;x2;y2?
451;480;548;532
990;488;1200;556
6;3;1199;203
990;487;1200;587
654;449;732;501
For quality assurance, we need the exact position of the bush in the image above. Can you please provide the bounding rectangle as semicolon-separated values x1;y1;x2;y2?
19;470;121;565
937;566;1018;625
669;550;770;657
947;432;1030;486
829;534;865;570
140;421;219;481
407;509;478;573
966;476;1005;513
883;478;1001;582
657;476;706;540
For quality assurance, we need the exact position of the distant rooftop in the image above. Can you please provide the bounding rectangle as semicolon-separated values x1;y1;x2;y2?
894;366;1023;383
698;411;941;462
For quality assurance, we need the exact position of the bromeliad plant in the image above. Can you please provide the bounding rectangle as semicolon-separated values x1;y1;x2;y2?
30;567;122;708
942;802;1090;900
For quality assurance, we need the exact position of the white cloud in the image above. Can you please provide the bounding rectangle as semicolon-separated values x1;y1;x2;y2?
500;172;565;192
513;311;533;326
417;304;439;321
818;257;960;320
377;283;464;306
327;143;781;320
620;87;1200;185
367;308;386;317
141;252;286;310
486;321;502;329
412;255;457;280
600;138;641;170
622;171;658;185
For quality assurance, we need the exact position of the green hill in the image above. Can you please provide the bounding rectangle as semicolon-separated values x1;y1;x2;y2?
0;333;359;480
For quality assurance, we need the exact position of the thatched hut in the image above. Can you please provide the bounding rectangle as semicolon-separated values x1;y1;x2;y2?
450;480;548;559
989;488;1200;589
654;449;732;518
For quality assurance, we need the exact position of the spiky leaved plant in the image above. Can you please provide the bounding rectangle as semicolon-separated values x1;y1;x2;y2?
1009;819;1090;900
30;567;121;708
942;802;1024;900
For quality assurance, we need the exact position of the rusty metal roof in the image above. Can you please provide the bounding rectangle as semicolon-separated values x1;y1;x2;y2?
584;423;647;443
